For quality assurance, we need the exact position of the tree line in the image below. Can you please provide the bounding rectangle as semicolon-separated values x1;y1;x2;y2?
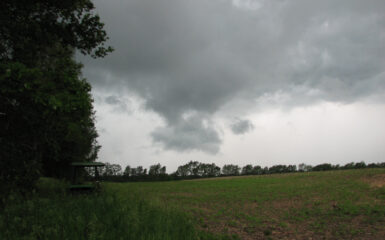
92;161;385;182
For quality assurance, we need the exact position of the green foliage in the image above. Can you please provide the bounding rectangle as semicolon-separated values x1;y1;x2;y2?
149;163;166;176
1;63;44;197
312;163;333;171
1;56;99;181
123;165;131;176
35;178;69;197
268;164;297;174
0;0;113;63
241;164;253;175
100;163;122;176
176;161;221;178
222;164;240;176
0;0;109;196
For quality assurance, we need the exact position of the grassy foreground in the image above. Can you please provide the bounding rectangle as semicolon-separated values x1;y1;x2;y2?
0;179;233;240
107;168;385;239
1;169;384;239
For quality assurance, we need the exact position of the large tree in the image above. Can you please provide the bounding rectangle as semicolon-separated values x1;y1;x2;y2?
0;0;112;196
0;0;112;64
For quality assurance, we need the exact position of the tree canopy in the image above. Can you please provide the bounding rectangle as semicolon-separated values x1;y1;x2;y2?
0;0;112;64
0;0;112;197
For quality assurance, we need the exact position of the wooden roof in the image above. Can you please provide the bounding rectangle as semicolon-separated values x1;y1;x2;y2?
70;162;105;167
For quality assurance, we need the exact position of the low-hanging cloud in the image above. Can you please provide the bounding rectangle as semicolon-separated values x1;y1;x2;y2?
231;119;254;135
80;0;385;153
104;95;130;113
151;113;221;154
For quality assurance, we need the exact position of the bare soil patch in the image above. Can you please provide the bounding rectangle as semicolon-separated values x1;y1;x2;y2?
195;197;385;240
362;174;385;188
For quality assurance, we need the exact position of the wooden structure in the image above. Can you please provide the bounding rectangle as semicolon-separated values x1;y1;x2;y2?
69;162;105;192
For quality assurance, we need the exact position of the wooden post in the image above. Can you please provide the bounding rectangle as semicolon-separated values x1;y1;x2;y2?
95;166;99;179
72;167;77;184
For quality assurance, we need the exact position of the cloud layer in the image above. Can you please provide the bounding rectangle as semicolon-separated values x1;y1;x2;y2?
231;119;254;135
81;0;385;153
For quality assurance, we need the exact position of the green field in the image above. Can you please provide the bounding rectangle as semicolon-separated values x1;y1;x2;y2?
1;168;385;239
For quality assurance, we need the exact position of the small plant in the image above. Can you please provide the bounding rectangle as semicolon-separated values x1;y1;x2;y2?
263;228;272;236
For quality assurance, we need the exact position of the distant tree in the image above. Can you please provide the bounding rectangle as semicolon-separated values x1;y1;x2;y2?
175;161;220;178
100;163;111;176
130;168;137;177
354;162;366;169
241;165;253;175
269;165;293;174
287;165;297;172
149;163;162;176
137;166;145;176
367;163;380;168
298;163;305;172
198;163;221;177
189;161;201;176
298;163;313;172
130;166;146;177
175;161;201;177
304;164;313;172
196;164;206;177
86;160;385;183
222;164;240;176
123;165;131;176
100;163;122;176
332;164;340;170
343;162;355;170
209;163;221;177
111;164;122;176
149;163;166;176
176;165;189;177
263;164;296;174
262;167;269;174
312;163;333;171
251;165;263;175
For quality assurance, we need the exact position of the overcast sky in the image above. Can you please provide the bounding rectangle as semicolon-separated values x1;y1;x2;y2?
79;0;385;172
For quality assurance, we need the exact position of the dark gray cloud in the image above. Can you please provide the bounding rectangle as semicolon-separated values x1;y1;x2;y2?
80;0;385;153
105;95;120;105
151;113;221;154
231;119;254;135
104;95;130;113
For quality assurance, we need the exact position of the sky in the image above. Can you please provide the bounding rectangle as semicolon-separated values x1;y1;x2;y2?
79;0;385;172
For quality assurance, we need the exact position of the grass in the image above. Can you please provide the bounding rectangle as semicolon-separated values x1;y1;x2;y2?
106;168;385;239
1;169;384;239
1;179;231;240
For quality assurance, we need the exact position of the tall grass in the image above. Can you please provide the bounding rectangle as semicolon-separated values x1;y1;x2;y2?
0;178;235;240
2;169;384;239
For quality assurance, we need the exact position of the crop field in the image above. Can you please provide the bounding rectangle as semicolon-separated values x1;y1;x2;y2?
1;168;384;240
107;168;385;239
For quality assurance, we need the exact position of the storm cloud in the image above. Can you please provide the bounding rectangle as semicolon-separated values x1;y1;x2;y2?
104;95;131;113
81;0;385;153
231;119;254;135
152;113;221;154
